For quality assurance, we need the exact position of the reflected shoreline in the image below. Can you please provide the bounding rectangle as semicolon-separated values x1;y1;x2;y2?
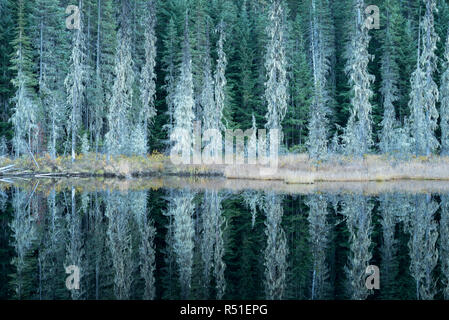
3;177;449;195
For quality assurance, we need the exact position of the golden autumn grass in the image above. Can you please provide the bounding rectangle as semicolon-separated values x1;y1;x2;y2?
3;152;449;184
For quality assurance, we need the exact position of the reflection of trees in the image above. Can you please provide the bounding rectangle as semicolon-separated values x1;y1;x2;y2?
242;191;263;229
162;190;178;299
38;188;65;299
407;194;438;300
342;194;373;300
130;191;156;300
378;194;398;298
306;194;330;299
201;190;226;299
65;187;85;300
106;191;134;300
169;190;195;299
10;187;37;299
441;195;449;299
264;193;287;300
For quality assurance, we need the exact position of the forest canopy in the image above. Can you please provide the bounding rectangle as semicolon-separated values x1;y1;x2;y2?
1;0;449;163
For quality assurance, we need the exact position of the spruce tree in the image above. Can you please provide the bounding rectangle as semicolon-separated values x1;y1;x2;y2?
306;0;334;161
264;0;289;136
65;0;86;162
342;0;375;157
409;0;439;156
106;0;134;156
213;20;227;131
10;0;39;157
379;0;402;155
137;0;157;155
172;14;195;155
440;30;449;155
285;11;312;152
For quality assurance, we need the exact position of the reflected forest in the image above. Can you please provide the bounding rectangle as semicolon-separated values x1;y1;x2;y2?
1;183;449;300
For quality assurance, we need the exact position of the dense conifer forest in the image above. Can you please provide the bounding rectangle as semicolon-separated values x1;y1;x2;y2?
1;0;449;163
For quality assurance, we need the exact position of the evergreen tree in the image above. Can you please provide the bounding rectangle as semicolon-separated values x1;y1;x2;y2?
285;11;312;152
10;0;39;157
105;0;134;156
409;0;439;156
342;0;375;156
213;20;227;131
200;23;215;131
172;14;195;155
137;0;157;155
306;0;334;160
379;0;402;155
264;0;289;137
65;0;86;162
440;30;449;155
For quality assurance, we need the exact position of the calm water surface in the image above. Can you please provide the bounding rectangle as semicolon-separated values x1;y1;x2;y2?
0;178;448;300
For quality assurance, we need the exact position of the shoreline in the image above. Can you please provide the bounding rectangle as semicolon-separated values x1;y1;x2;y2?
3;153;449;184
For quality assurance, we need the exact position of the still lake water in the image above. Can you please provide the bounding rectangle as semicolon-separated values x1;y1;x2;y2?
1;178;449;300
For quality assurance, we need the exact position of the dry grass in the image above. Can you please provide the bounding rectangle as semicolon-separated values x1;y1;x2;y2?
224;154;449;183
3;152;449;184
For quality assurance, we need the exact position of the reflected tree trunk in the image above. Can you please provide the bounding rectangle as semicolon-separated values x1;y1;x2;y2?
441;195;449;300
407;194;438;300
342;194;373;300
263;193;288;300
106;191;134;299
306;194;330;299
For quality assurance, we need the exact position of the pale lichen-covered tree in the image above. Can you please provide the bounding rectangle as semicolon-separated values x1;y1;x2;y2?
342;0;375;157
379;0;402;155
264;0;289;136
213;20;227;131
306;0;334;161
263;192;287;300
409;0;439;156
407;194;438;300
10;0;39;157
65;0;86;162
440;30;449;155
342;194;373;300
306;194;330;299
137;0;158;155
106;0;134;156
172;14;195;155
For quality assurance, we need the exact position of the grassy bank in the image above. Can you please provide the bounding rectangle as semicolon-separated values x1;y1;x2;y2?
2;152;449;183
